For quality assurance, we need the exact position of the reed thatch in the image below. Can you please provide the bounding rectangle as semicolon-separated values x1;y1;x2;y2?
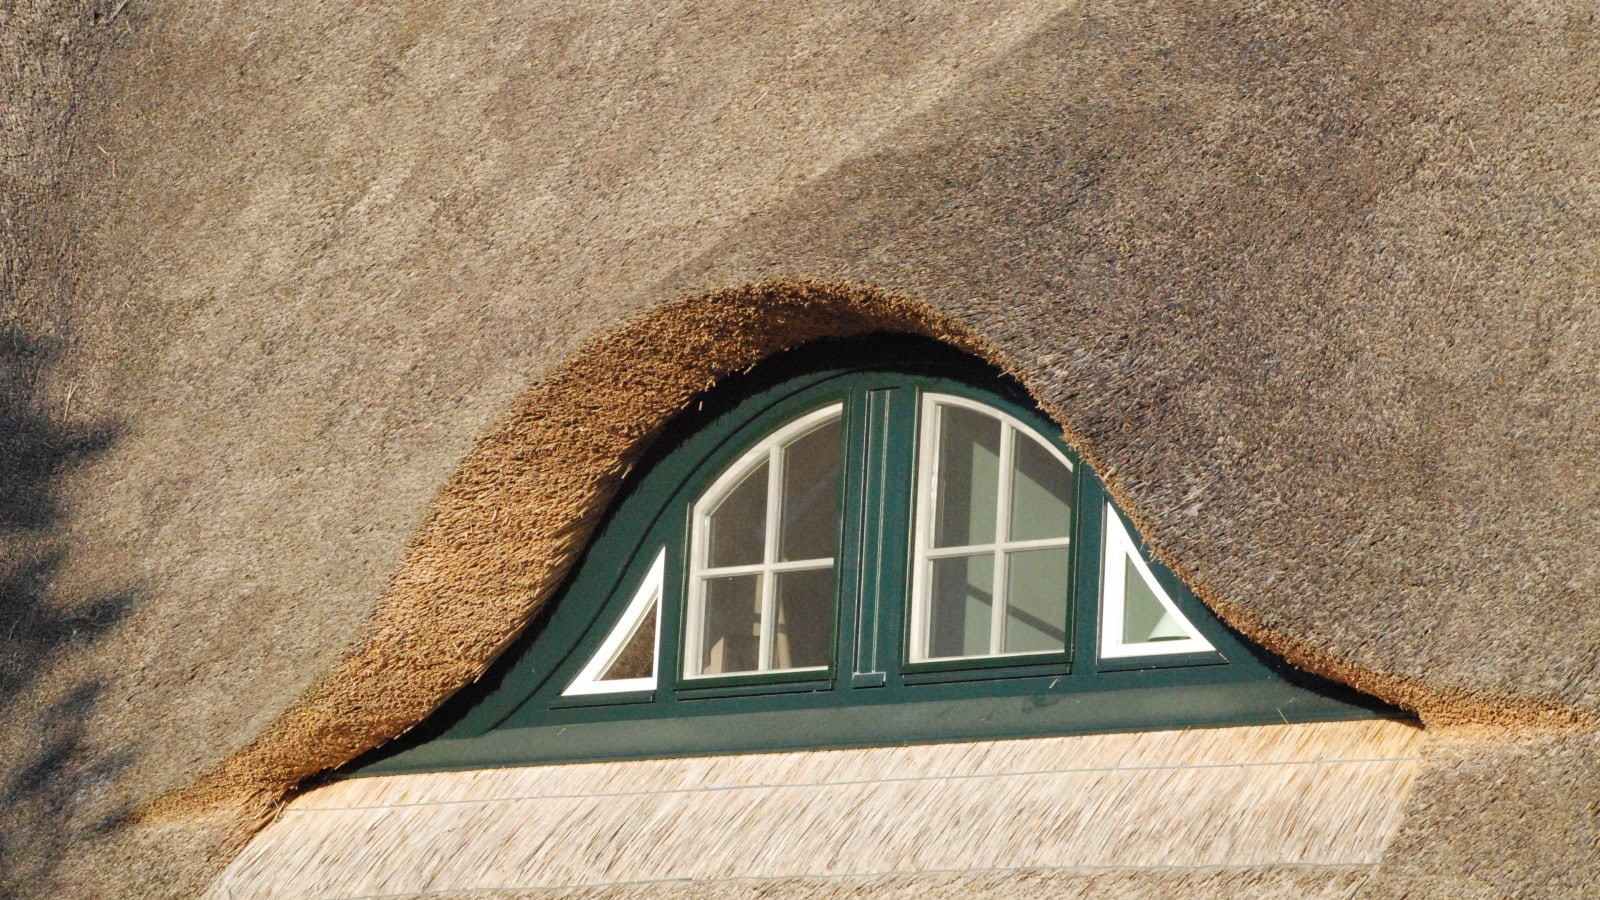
2;1;1598;897
209;721;1423;898
373;868;1385;900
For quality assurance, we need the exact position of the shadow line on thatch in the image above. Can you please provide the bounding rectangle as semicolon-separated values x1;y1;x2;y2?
0;328;138;899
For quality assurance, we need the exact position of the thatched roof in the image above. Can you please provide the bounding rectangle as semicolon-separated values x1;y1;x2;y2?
212;722;1424;896
3;1;1597;896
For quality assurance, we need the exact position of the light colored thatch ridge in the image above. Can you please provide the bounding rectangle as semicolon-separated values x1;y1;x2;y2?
342;865;1382;900
329;865;1377;900
207;721;1424;898
237;864;1387;900
295;865;1386;900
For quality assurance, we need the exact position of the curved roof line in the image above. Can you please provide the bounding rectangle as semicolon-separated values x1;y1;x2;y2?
153;279;994;814
150;277;1600;824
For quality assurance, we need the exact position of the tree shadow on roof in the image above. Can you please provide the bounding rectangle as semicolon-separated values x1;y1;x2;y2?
0;331;116;532
0;328;137;899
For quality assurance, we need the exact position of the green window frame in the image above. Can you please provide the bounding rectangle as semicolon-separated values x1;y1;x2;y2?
351;340;1398;776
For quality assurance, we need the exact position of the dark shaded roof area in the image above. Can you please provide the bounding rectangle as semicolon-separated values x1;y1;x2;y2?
2;1;1598;897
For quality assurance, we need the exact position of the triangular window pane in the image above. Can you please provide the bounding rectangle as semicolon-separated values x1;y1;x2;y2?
564;548;663;695
1122;557;1186;644
599;604;656;681
1099;506;1214;659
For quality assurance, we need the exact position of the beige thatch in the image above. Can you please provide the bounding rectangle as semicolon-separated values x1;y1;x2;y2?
3;1;1598;897
209;721;1423;898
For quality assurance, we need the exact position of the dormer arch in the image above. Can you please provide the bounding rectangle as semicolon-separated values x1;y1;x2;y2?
353;336;1393;774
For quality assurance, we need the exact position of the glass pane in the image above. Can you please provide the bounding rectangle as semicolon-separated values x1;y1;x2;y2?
706;460;767;568
598;604;656;681
927;553;994;658
772;567;834;669
700;573;761;674
1122;557;1186;644
932;405;1001;547
778;418;842;562
1008;435;1073;541
1003;548;1070;654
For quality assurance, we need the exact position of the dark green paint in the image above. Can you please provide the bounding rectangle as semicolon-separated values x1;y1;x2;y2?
347;339;1404;777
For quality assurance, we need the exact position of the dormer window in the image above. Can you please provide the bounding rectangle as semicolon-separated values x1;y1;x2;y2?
352;340;1392;775
569;375;1218;697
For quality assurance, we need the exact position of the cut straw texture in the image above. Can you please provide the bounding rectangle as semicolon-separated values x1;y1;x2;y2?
208;720;1423;898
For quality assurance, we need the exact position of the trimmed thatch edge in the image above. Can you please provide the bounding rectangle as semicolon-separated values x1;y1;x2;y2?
147;278;1590;825
208;721;1425;896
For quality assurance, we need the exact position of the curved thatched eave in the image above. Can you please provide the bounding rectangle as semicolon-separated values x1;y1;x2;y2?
4;1;1599;897
155;268;1592;820
151;280;1006;812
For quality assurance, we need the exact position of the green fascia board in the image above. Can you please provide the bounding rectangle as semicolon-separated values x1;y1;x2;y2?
350;676;1403;778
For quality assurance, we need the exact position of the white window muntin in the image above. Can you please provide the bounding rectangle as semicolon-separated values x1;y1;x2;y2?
1098;504;1214;659
563;547;664;696
908;392;1075;663
683;403;843;679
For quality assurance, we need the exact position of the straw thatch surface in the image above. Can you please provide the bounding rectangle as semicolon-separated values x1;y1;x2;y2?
207;721;1423;898
3;0;1598;896
385;868;1384;900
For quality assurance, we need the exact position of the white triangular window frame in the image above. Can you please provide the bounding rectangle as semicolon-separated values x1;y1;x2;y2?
563;547;664;696
1098;504;1214;659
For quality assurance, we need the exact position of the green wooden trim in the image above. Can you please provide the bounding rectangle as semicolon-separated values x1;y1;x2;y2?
346;338;1406;776
848;390;879;681
353;675;1400;777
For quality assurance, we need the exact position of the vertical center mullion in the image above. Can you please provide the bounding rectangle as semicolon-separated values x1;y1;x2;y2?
759;445;783;671
990;425;1015;655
